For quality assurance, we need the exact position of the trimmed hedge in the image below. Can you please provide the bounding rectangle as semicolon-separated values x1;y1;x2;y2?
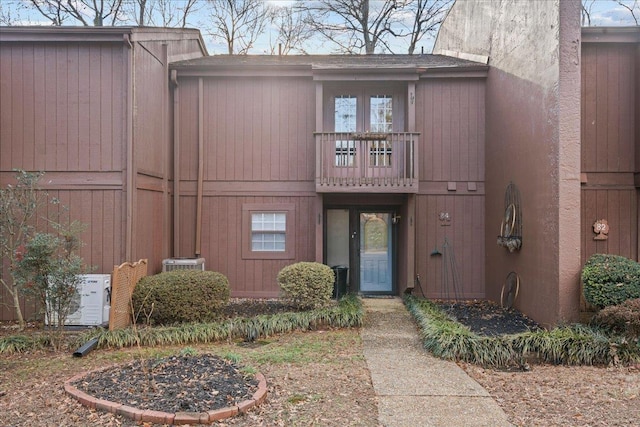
582;254;640;308
132;270;229;325
277;262;334;310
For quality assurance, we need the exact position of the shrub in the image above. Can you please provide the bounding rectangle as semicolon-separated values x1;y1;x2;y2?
593;298;640;341
277;262;334;310
582;254;640;308
132;270;229;325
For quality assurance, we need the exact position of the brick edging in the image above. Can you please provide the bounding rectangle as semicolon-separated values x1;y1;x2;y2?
64;371;267;425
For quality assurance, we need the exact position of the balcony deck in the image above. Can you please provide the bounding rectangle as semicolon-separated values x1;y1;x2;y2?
315;132;419;193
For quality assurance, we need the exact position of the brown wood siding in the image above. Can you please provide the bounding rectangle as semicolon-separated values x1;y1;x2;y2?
416;79;485;183
199;77;315;182
581;42;638;265
176;195;316;298
134;42;168;176
0;42;126;172
0;41;129;321
582;43;636;173
413;77;486;299
415;194;485;299
174;76;317;296
581;189;638;263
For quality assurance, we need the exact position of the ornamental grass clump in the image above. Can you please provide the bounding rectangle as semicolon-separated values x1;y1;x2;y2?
404;295;640;367
582;254;640;308
70;295;363;352
132;270;230;325
277;262;334;310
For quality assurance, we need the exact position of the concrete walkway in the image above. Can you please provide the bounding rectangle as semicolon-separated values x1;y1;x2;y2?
361;297;512;427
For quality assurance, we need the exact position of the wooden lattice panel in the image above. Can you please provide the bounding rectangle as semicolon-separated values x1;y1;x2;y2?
109;259;148;331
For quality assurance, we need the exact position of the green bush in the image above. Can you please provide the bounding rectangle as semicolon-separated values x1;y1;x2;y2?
593;298;640;341
132;270;229;325
582;254;640;308
277;262;334;310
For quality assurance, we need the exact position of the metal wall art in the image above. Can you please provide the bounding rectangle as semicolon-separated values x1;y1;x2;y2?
497;182;522;252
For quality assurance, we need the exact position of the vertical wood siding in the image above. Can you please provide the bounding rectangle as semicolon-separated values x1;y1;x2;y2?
416;79;485;183
415;194;485;299
582;43;636;173
581;42;638;268
413;78;486;298
174;76;317;296
0;41;128;321
0;42;126;172
581;189;638;263
176;195;316;297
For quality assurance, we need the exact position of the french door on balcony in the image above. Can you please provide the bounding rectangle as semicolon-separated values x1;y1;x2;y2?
324;85;405;181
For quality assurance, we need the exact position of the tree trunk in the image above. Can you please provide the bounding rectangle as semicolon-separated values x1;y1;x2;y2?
11;284;25;330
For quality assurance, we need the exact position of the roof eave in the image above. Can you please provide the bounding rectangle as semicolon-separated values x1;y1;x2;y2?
581;26;640;43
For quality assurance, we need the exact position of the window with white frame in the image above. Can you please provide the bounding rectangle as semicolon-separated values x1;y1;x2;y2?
251;212;286;251
242;203;295;260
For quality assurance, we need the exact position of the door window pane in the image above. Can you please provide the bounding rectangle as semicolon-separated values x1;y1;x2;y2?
370;95;393;132
335;96;357;132
335;96;357;166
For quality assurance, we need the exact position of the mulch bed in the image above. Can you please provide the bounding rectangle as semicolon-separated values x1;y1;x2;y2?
72;353;258;413
437;300;541;336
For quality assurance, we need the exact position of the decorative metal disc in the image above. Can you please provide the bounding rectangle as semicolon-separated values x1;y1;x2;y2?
500;271;520;309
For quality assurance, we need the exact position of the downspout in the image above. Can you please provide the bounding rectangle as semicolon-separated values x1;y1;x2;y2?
195;77;204;257
124;33;134;262
171;69;180;256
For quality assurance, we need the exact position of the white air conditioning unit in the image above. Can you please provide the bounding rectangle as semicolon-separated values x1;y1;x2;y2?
46;274;111;327
162;257;205;272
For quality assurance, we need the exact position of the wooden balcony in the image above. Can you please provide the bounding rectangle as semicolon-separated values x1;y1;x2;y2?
315;132;419;193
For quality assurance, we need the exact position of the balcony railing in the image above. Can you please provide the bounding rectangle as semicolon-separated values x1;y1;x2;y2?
315;132;419;193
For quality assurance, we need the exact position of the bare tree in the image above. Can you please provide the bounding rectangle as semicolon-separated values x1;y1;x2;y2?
0;0;27;25
404;0;451;54
268;3;312;55
299;0;402;54
613;0;639;25
205;0;270;55
125;0;201;27
581;0;597;26
25;0;125;26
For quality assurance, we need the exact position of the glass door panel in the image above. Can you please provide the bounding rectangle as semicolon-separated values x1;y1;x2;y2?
359;212;392;293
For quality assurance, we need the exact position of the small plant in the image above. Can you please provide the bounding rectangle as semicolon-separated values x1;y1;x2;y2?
582;254;640;308
132;270;230;325
0;170;55;329
180;346;198;356
277;262;334;310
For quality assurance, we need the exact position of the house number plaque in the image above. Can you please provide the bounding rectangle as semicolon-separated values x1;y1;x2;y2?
592;219;609;240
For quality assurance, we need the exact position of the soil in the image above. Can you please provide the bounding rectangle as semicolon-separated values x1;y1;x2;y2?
72;354;259;413
437;300;541;336
1;298;639;426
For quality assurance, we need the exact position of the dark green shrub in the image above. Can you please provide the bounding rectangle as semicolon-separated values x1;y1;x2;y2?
277;262;334;310
132;270;229;325
582;254;640;308
593;298;640;341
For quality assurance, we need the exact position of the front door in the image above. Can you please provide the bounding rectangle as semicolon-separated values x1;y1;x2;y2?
325;208;395;295
358;212;393;293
